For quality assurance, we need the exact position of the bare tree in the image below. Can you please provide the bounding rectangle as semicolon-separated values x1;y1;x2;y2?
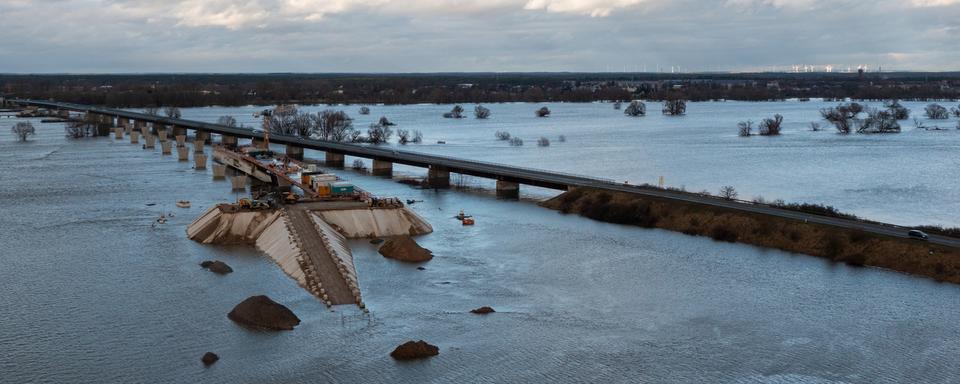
758;114;783;136
719;186;738;200
859;108;901;133
11;122;35;141
951;104;960;118
443;105;465;119
217;115;238;127
537;137;551;147
509;137;524;146
143;107;159;116
613;101;622;110
397;129;410;144
884;100;910;120
411;130;423;143
536;106;551;117
474;105;491;119
352;159;367;171
737;120;753;137
925;103;949;119
495;131;511;140
359;106;371;115
377;116;396;126
164;106;182;119
291;111;313;137
313;110;355;141
347;129;363;143
65;113;107;138
821;103;863;134
662;99;687;115
263;105;300;135
366;123;393;144
624;100;646;117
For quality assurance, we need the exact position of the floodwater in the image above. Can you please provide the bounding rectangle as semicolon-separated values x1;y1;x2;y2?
184;100;960;227
1;102;959;383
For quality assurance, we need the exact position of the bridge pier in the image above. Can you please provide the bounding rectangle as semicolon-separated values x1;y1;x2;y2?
252;137;266;149
113;127;124;140
175;135;186;148
194;153;207;170
117;117;128;130
231;175;248;191
158;128;168;142
427;165;450;188
372;159;393;176
325;152;345;167
161;141;172;155
496;180;520;199
144;134;156;149
212;164;227;179
173;126;186;138
130;131;140;144
221;134;237;148
194;136;206;153
177;147;190;162
196;130;210;147
285;145;304;160
59;110;69;119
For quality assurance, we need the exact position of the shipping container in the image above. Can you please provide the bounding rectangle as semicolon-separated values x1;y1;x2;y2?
331;182;354;195
315;184;332;197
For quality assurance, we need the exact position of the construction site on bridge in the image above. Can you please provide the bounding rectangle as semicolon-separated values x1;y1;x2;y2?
188;141;432;309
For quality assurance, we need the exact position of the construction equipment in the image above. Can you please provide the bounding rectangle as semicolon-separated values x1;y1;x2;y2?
238;197;271;210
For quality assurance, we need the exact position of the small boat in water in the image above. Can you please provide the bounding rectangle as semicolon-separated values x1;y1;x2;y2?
176;200;191;208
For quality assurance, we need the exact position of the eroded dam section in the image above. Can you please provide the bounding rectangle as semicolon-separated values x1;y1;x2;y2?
187;202;432;307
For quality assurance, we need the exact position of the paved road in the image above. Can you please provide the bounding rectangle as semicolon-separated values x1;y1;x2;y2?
19;99;960;248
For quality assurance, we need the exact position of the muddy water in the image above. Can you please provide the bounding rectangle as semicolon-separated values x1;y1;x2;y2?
1;115;959;383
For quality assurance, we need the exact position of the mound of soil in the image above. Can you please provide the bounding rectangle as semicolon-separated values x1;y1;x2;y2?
470;306;495;314
227;295;300;331
200;260;233;274
201;352;219;366
390;340;439;360
378;236;433;262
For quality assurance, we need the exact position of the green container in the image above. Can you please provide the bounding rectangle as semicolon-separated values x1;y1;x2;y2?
331;182;354;195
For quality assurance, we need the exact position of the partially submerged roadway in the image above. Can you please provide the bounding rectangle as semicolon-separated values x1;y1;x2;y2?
20;99;960;249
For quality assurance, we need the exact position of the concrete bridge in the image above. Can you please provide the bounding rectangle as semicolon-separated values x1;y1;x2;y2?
15;99;960;249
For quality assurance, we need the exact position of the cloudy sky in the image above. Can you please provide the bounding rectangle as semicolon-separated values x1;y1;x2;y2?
1;0;958;73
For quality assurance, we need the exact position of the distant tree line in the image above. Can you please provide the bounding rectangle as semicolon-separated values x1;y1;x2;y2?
3;73;959;108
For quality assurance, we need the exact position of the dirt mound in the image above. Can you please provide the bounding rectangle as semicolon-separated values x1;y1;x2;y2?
378;236;432;262
390;340;439;360
470;306;495;314
201;352;219;366
227;295;300;330
200;260;233;274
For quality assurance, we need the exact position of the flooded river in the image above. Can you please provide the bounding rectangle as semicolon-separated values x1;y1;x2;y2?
1;101;959;383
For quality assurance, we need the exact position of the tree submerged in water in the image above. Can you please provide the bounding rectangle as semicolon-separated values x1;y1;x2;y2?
474;105;491;119
662;99;687;116
443;105;465;119
535;106;551;118
11;122;35;142
624;101;646;117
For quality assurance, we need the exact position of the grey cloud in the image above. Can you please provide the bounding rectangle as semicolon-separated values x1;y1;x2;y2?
0;0;958;72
